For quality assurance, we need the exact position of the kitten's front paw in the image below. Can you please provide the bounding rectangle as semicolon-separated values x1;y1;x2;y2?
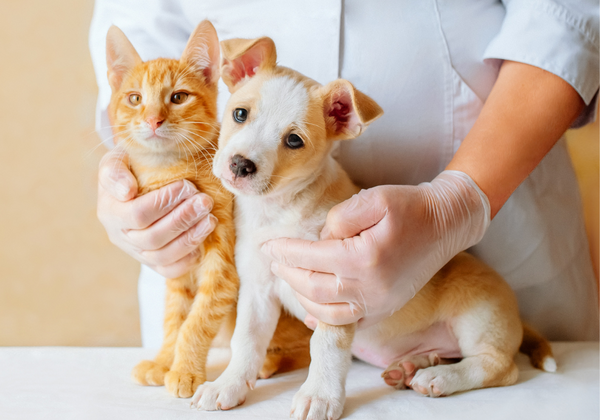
165;369;205;398
131;360;169;386
291;384;345;420
190;375;248;411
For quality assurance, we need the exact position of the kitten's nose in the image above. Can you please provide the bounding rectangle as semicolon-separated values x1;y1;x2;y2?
146;117;164;132
230;154;256;178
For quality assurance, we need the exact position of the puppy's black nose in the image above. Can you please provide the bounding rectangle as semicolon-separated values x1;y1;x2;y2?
230;154;256;178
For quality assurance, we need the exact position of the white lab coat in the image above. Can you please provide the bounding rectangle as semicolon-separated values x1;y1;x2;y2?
90;0;599;347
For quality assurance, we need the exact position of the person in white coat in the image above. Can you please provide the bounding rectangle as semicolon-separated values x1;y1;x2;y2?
90;0;599;348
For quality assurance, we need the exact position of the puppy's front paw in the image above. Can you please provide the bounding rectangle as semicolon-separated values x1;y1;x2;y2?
291;385;344;420
131;360;169;386
190;376;248;411
165;369;205;398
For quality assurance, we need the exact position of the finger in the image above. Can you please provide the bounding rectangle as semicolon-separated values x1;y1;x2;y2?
149;249;202;279
295;293;363;326
303;314;318;330
261;237;358;275
116;180;199;229
141;214;217;267
98;148;138;201
270;262;349;304
320;188;388;240
125;193;213;250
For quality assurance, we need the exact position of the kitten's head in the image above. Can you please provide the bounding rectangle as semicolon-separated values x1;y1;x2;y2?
106;21;220;165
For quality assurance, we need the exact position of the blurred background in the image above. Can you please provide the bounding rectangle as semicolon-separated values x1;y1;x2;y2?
0;0;597;346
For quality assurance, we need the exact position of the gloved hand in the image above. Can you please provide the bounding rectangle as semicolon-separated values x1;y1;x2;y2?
261;170;491;329
97;149;217;278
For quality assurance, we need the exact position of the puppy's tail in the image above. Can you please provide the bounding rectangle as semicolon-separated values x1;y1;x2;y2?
520;324;556;372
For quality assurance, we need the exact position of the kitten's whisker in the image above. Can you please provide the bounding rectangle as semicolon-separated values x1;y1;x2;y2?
176;133;198;175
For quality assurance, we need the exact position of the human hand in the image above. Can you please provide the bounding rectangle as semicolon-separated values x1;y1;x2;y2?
261;170;490;329
97;149;217;278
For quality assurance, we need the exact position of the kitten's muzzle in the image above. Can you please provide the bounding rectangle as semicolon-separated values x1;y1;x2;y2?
146;116;165;132
230;154;256;178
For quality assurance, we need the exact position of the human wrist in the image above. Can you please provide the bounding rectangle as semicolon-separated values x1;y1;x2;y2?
420;170;491;253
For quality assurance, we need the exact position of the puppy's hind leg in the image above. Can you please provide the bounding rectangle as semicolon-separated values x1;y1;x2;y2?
382;353;449;390
410;305;521;397
260;312;313;379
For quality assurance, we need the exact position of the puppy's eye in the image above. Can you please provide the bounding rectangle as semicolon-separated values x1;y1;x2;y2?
128;94;141;105
233;108;248;123
286;134;304;149
171;92;189;104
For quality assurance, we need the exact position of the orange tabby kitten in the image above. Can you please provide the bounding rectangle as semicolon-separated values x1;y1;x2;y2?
105;21;311;398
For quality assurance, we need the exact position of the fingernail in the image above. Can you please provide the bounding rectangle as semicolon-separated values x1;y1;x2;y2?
304;316;317;331
192;195;213;215
116;181;131;200
181;180;199;198
260;242;272;257
193;215;217;239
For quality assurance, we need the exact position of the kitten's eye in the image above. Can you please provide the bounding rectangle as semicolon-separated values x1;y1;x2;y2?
128;94;141;106
171;92;188;104
286;134;304;149
233;108;248;123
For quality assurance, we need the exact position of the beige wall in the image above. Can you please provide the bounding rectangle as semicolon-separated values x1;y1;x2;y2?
0;0;140;346
566;120;599;283
0;1;597;346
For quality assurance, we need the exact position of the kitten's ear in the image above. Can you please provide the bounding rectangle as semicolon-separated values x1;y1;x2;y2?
220;37;277;92
106;26;142;91
320;79;384;141
181;20;220;86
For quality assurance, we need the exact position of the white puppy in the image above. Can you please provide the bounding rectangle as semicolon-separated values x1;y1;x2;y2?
191;37;555;420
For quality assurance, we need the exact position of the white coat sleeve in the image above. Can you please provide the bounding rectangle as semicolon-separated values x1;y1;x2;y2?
89;0;192;146
483;0;599;127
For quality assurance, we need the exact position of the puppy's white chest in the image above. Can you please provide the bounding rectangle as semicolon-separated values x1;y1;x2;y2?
235;198;324;318
236;196;324;244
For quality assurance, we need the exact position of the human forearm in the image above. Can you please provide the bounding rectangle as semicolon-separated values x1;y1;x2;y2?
446;60;585;218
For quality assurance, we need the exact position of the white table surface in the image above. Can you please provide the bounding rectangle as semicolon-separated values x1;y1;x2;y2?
0;343;598;420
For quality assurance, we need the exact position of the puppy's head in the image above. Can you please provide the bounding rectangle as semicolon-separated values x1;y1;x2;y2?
213;37;383;196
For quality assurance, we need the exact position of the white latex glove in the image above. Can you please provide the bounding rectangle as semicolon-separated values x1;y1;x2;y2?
97;149;217;278
261;170;490;329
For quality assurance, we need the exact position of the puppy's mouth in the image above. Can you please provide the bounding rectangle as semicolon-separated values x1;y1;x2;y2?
219;171;260;195
218;167;280;197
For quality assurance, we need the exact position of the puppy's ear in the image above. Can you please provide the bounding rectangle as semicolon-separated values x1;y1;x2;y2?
220;37;277;92
320;80;383;140
106;26;142;91
181;20;220;86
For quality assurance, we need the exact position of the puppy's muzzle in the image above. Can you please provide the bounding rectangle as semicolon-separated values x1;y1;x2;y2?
230;154;257;178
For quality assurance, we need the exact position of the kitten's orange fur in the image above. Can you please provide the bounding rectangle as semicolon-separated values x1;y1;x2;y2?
106;21;310;398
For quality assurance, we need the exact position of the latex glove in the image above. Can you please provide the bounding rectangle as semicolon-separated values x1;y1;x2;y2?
261;170;490;329
97;149;217;278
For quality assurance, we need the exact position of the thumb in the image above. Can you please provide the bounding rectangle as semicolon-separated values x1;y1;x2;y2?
320;188;388;240
98;148;138;201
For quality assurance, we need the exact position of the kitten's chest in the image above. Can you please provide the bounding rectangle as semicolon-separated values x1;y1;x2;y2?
132;157;212;196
